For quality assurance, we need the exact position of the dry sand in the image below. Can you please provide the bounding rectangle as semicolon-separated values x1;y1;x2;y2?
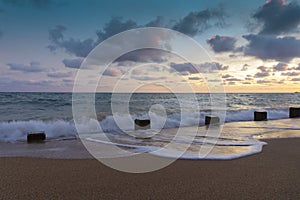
0;138;299;200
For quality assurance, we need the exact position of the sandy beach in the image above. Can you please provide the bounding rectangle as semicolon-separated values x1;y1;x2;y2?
0;138;299;200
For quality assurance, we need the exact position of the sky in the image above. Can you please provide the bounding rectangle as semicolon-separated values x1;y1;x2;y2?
0;0;300;93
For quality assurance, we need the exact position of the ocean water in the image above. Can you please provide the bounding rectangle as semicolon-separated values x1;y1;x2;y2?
0;92;300;160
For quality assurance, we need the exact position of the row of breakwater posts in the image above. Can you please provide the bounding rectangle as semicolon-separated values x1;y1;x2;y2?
26;107;300;143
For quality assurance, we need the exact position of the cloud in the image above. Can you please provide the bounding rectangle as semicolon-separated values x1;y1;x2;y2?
48;25;66;44
48;17;140;57
281;71;300;76
96;17;138;42
257;79;271;84
172;5;228;36
295;64;300;70
62;58;84;69
103;68;121;77
189;77;201;80
47;7;229;71
170;62;228;74
207;35;237;53
243;34;300;61
253;0;300;35
47;71;72;78
48;26;95;57
227;81;236;85
242;64;249;71
131;75;167;81
48;6;228;57
273;63;289;71
257;66;270;72
255;72;270;78
7;61;46;73
291;78;300;81
242;82;252;85
115;49;168;63
222;74;233;79
145;16;165;27
198;62;229;72
49;18;171;63
169;62;198;74
226;78;242;82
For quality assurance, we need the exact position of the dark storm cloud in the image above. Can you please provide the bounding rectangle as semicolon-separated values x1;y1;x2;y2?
62;58;84;69
206;35;237;53
172;4;228;36
253;0;300;35
7;61;46;73
243;34;300;61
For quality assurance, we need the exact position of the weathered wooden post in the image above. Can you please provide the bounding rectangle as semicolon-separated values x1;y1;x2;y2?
254;111;267;121
27;131;46;143
205;115;220;125
289;107;300;118
134;119;151;130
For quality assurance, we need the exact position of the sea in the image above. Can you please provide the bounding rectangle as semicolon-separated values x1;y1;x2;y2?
0;92;300;160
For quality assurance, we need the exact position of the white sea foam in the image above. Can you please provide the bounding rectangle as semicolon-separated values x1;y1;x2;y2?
0;120;76;142
0;117;298;160
83;134;267;160
0;107;296;142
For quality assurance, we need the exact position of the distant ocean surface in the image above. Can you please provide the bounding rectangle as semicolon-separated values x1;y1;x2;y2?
0;92;300;142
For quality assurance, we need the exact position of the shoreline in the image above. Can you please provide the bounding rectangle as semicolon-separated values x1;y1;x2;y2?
0;138;299;199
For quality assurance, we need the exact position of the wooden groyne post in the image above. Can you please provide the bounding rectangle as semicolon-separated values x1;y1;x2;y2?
27;131;46;143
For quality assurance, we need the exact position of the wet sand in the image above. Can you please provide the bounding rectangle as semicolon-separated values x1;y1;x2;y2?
0;138;299;200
